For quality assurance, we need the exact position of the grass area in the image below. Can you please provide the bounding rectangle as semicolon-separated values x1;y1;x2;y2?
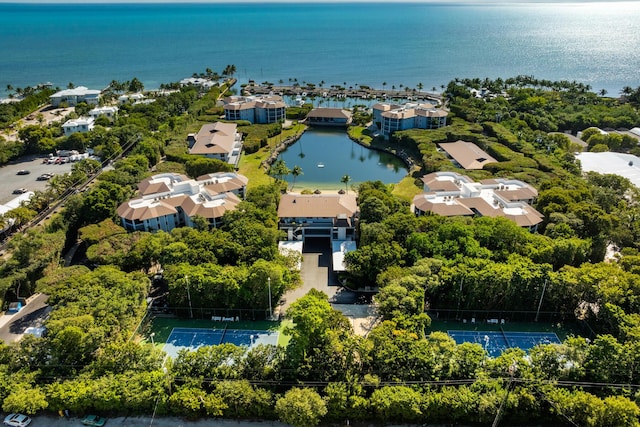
145;316;291;348
429;318;581;342
237;122;306;190
392;174;422;202
347;126;373;145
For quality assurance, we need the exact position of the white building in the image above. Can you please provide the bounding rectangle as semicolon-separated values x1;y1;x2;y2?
62;117;95;136
88;106;118;122
117;172;248;232
412;171;543;231
50;86;101;107
277;193;358;242
118;93;146;105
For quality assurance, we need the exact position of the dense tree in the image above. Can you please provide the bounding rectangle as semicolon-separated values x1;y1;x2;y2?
275;388;327;427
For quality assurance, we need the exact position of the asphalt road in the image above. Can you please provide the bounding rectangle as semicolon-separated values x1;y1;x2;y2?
22;415;289;427
0;293;50;343
0;155;73;204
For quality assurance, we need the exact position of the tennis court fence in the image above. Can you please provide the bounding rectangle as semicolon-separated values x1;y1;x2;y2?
152;306;275;321
428;308;569;324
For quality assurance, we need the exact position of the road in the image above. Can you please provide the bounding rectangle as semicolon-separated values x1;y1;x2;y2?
22;415;289;427
0;293;50;343
0;155;73;204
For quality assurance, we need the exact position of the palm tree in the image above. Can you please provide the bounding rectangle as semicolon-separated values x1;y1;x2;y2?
417;82;424;92
290;165;303;191
341;174;351;194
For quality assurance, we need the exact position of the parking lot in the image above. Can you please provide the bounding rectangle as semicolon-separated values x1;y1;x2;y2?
0;155;73;204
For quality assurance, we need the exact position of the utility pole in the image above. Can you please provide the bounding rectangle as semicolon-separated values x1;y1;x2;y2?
267;276;272;320
185;275;193;319
535;279;548;322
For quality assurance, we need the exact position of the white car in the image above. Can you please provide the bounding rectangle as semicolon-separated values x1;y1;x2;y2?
3;413;31;427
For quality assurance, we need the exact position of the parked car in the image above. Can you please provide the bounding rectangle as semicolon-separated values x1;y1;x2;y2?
81;415;107;426
3;413;31;427
16;170;30;175
36;173;54;181
12;188;28;194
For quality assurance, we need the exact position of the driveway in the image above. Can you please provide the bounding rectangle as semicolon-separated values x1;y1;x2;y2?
275;238;339;315
0;293;50;343
289;238;379;336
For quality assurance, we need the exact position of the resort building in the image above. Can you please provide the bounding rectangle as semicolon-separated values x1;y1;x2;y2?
118;93;146;105
62;117;95;136
412;171;543;231
50;86;101;107
223;95;287;124
187;122;243;166
438;140;497;170
305;108;352;127
278;193;358;242
88;106;118;122
372;102;448;138
179;77;217;89
117;171;248;232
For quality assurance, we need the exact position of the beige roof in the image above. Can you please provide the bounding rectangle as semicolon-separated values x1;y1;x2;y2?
416;108;448;118
181;192;241;219
278;193;357;218
504;208;544;227
189;122;238;156
224;102;255;111
494;188;537;201
138;174;190;196
307;108;352;119
117;200;178;221
198;172;249;194
413;195;473;216
438;140;497;170
458;197;500;217
420;172;470;191
255;99;287;109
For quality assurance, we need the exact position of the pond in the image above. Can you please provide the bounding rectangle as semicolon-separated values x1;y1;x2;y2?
277;128;408;191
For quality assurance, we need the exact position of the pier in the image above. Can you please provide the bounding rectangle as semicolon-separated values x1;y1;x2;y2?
242;82;443;105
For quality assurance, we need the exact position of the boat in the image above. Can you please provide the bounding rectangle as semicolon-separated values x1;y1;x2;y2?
317;163;325;168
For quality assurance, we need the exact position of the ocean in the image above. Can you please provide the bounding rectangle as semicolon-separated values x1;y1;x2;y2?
1;2;639;97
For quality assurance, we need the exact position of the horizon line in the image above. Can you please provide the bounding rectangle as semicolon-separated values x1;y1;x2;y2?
1;0;637;3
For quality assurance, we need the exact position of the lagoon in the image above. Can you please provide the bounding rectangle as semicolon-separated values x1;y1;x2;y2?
277;129;407;191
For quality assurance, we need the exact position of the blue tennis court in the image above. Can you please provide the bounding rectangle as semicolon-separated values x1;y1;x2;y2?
448;330;561;358
163;327;279;359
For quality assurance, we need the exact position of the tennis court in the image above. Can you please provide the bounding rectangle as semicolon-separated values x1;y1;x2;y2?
448;330;561;358
163;327;279;359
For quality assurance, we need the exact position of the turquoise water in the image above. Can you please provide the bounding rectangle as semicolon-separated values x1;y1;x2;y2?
1;2;639;96
277;128;407;190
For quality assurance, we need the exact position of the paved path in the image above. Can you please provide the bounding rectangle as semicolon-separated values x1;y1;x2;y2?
275;238;340;317
26;415;288;427
0;293;50;343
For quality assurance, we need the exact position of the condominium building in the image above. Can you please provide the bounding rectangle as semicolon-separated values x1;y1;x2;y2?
412;171;543;231
372;102;448;138
117;171;248;232
223;95;286;124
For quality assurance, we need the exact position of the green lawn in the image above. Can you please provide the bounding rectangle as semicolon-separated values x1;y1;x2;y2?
237;123;306;190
